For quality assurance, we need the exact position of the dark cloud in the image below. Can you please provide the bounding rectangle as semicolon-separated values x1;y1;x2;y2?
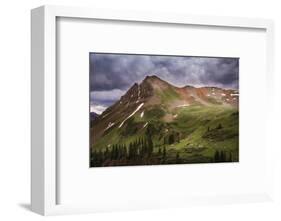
90;53;239;111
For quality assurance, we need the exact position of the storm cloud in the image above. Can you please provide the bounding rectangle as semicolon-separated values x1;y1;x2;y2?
90;53;239;113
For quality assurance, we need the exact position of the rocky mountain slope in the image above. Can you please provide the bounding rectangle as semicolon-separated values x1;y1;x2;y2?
90;75;239;166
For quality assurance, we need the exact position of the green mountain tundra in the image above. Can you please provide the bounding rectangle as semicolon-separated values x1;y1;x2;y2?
90;75;239;167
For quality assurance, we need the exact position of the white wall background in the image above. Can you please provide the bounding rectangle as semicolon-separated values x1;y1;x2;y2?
0;0;280;220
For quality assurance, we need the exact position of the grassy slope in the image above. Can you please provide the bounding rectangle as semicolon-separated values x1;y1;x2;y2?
157;87;180;103
169;105;239;161
92;103;239;163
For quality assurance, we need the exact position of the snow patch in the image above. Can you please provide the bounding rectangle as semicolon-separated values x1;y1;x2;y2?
102;113;109;119
105;122;115;131
173;114;178;118
119;103;144;128
143;122;148;128
231;93;239;96
176;104;190;108
221;93;226;96
140;111;144;118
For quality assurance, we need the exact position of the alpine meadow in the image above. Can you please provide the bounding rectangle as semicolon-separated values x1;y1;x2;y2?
90;53;239;167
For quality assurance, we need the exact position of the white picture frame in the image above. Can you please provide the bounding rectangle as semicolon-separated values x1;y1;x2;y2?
31;5;274;215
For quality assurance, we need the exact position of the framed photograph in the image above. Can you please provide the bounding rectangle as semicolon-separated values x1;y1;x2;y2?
31;5;274;215
89;52;239;167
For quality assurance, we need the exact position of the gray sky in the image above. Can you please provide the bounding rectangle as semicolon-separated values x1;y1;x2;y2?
90;53;239;114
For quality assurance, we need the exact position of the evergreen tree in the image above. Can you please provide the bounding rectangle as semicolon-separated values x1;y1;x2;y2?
143;139;148;156
104;147;109;160
97;150;104;166
168;134;174;144
228;152;232;162
91;150;97;166
141;137;144;147
162;146;167;162
214;150;220;162
147;135;154;157
110;145;114;160
219;150;226;162
217;123;223;129
176;152;180;163
123;145;127;159
128;142;133;159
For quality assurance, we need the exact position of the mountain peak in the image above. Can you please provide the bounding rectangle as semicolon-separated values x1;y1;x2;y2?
143;75;162;82
142;75;171;86
141;75;173;90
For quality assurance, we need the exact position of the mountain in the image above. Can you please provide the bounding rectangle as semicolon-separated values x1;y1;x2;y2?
90;112;99;121
90;75;239;166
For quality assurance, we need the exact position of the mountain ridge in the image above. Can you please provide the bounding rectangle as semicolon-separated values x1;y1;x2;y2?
91;75;238;149
90;74;239;166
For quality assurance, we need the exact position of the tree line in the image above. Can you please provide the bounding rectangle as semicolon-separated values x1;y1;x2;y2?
91;136;156;167
163;132;180;145
213;150;233;162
